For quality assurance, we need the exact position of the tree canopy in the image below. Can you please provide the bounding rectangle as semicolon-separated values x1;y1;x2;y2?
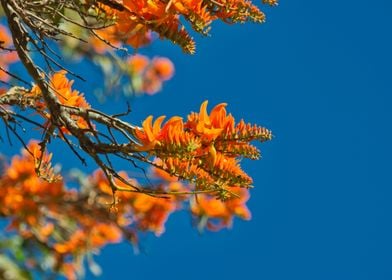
0;0;275;279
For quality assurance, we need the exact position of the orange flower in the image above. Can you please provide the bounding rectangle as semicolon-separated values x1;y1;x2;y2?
134;115;166;151
151;57;175;80
6;141;63;192
125;54;175;95
159;116;184;145
38;223;55;241
135;113;211;152
212;152;253;185
186;100;225;142
133;100;271;192
0;141;64;232
90;223;122;247
191;187;251;230
128;54;149;74
49;70;89;109
81;0;275;54
30;71;91;133
30;70;89;110
54;230;86;254
142;70;163;95
61;263;77;280
90;169;180;236
90;25;121;54
152;158;179;182
0;24;18;82
131;193;177;236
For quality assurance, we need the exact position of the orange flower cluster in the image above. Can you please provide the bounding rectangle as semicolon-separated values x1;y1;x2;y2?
128;54;175;95
133;100;272;199
87;0;277;53
0;24;19;82
191;187;251;230
58;20;175;97
149;163;253;232
93;169;182;236
147;161;253;232
0;136;260;278
0;142;63;228
0;142;128;279
53;223;122;254
30;70;90;133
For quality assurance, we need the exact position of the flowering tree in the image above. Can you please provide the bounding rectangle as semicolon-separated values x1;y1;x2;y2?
0;0;276;279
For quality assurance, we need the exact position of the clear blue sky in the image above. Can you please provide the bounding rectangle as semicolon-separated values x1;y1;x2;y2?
19;0;391;279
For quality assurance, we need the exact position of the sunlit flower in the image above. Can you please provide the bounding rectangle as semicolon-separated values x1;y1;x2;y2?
134;115;167;151
133;100;271;192
30;71;91;133
95;0;274;53
49;70;89;109
185;100;225;142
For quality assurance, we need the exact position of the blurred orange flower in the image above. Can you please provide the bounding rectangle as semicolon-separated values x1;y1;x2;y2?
0;24;19;82
128;54;149;74
151;57;175;80
127;55;175;95
191;187;251;230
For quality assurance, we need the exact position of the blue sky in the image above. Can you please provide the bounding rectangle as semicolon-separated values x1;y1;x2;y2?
3;0;391;279
83;0;392;279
